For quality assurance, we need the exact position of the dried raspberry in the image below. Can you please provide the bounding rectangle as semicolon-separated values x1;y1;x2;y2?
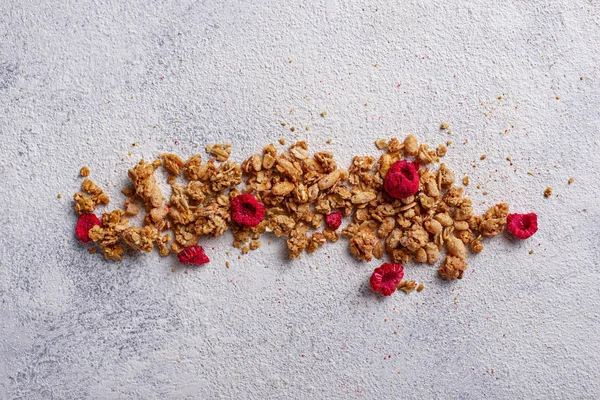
75;213;101;243
177;245;210;265
507;213;538;239
383;160;420;199
231;194;265;227
370;263;404;296
325;211;342;230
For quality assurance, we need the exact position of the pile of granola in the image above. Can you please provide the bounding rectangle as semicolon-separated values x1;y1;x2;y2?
72;136;516;288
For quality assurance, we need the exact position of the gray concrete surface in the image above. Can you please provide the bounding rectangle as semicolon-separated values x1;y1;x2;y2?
1;0;599;399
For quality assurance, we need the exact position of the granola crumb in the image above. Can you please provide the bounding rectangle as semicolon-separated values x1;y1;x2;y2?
279;138;286;145
290;126;295;132
416;283;425;292
506;156;512;161
281;121;287;126
463;176;469;186
57;194;62;199
88;248;96;254
480;154;486;160
305;126;310;131
80;166;90;177
527;171;534;176
440;122;449;130
397;280;417;294
241;245;249;254
568;177;574;185
529;249;534;254
321;111;327;117
544;187;552;197
171;267;176;273
446;140;453;146
226;261;230;268
326;139;332;144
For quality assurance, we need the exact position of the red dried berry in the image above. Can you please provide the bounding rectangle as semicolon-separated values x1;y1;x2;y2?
177;245;210;265
231;194;265;227
383;160;420;199
507;213;538;239
370;263;405;296
75;213;101;243
325;211;342;230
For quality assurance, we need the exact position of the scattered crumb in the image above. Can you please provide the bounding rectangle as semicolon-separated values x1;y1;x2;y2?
57;194;62;199
393;330;398;334
506;156;512;161
544;187;552;197
132;143;136;147
480;154;487;160
289;126;295;132
321;111;327;117
238;255;241;260
279;138;286;145
305;126;310;131
482;191;489;195
80;166;90;177
226;251;230;256
556;96;560;100
476;184;482;189
281;121;287;126
446;140;453;146
88;248;96;254
417;283;425;292
226;261;230;268
242;245;249;254
527;171;534;176
326;139;332;144
440;122;449;130
568;177;574;185
529;250;534;255
171;267;176;273
463;176;470;186
580;76;584;80
498;95;503;99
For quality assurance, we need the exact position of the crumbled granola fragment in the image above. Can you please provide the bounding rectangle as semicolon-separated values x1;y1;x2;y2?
160;153;185;175
73;192;95;214
128;160;163;207
82;179;109;205
80;166;90;177
397;280;417;294
123;225;159;252
439;255;467;280
480;203;509;237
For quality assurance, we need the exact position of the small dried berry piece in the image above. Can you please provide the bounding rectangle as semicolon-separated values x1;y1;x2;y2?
507;213;538;239
75;213;101;243
325;211;342;230
231;193;265;227
383;160;420;199
369;263;405;296
177;245;210;265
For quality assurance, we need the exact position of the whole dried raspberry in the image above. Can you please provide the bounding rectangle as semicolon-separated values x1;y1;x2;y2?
231;194;265;227
325;211;342;230
383;160;420;199
177;245;210;265
370;263;405;296
507;213;538;239
75;213;101;243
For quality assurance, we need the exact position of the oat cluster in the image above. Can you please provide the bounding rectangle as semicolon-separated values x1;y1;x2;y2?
72;136;511;282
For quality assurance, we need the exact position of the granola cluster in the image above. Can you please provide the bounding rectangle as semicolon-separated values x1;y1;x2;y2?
233;141;351;257
341;135;509;280
73;136;511;284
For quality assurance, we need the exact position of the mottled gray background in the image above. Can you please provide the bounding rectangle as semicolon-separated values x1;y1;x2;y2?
1;0;599;399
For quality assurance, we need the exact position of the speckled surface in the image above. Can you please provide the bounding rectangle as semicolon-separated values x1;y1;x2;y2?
1;1;599;399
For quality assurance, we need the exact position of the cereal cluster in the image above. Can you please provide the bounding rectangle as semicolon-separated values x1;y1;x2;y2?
72;136;536;293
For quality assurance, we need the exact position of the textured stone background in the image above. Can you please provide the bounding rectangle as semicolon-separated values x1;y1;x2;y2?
1;1;599;399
